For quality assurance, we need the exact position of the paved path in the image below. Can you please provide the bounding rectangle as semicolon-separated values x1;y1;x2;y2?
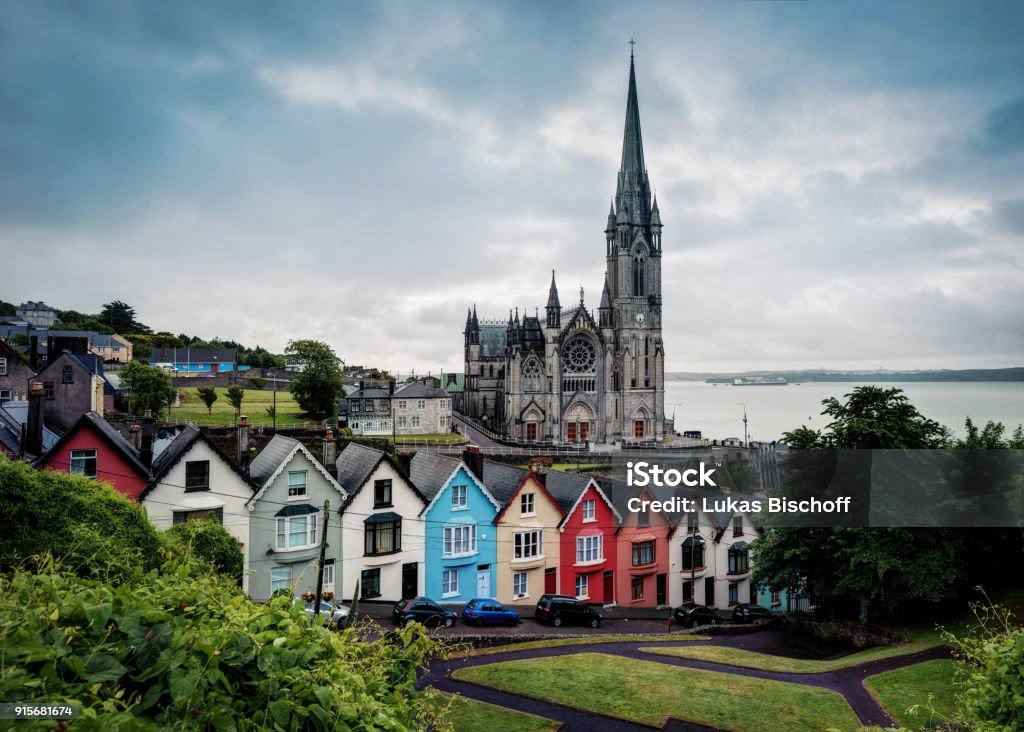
421;636;951;731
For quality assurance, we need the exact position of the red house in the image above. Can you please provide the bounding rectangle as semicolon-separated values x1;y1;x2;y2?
604;480;673;607
39;412;151;500
553;473;622;604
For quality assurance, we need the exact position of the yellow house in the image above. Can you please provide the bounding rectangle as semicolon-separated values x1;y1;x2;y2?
487;462;566;605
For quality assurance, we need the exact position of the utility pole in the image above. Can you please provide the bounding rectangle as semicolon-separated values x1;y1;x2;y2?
737;403;748;448
313;499;330;618
272;373;277;431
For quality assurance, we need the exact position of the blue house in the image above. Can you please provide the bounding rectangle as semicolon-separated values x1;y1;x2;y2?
410;451;500;604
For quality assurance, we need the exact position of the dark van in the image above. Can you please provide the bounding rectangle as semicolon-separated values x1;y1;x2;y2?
534;594;602;628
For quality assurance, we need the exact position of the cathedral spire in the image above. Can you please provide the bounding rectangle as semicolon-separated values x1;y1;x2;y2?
545;270;561;329
616;49;652;225
546;270;560;309
600;273;611;309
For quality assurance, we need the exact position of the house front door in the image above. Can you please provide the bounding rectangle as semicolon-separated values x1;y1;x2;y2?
704;577;715;607
544;568;557;594
603;571;614;603
401;562;418;599
656;573;667;606
476;566;490;597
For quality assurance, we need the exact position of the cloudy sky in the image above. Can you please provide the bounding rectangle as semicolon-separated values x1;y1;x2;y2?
2;1;1022;373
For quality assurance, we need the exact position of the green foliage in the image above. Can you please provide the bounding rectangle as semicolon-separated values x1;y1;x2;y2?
196;385;218;415
225;385;245;416
0;560;448;731
120;361;175;417
54;309;115;335
945;593;1024;731
249;377;268;391
163;519;243;581
0;299;16;317
286;339;345;417
99;300;152;335
0;456;162;579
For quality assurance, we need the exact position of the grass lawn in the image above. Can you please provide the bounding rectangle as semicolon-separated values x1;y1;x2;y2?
453;652;861;731
429;693;558;732
864;660;959;729
643;641;938;673
171;386;311;428
456;633;709;658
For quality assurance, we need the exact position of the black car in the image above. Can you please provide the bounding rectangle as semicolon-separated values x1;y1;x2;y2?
673;604;720;628
534;594;602;628
731;603;776;623
392;597;458;628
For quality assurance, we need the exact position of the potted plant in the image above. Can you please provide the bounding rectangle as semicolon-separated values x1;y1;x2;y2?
322;591;334;602
301;591;316;602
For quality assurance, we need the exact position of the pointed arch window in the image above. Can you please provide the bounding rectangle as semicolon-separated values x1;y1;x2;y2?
522;358;543;393
632;254;646;296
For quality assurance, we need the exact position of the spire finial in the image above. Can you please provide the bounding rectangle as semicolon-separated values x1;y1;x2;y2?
580;284;585;304
629;38;635;59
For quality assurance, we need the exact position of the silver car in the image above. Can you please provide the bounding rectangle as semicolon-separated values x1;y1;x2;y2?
296;597;352;626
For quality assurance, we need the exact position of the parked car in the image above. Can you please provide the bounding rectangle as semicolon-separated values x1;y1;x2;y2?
731;603;776;623
392;597;458;628
534;594;602;628
462;598;521;627
673;604;720;628
296;597;352;626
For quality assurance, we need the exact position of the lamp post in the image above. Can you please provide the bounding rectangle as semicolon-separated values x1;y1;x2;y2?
736;403;748;448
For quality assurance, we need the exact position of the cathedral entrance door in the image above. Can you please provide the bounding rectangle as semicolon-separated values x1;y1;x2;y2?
526;423;537;441
567;423;577;442
634;420;645;439
579;423;589;442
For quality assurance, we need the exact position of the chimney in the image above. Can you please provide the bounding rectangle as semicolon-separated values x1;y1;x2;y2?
29;335;39;371
139;415;154;469
359;380;365;392
323;428;337;469
25;380;44;457
238;415;250;465
534;471;547;487
397;451;412;477
129;421;142;451
462;447;484;484
388;379;395;395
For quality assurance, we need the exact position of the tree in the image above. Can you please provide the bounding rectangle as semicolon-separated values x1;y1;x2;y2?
249;377;267;391
99;300;152;334
119;361;175;417
752;387;965;621
225;385;245;419
196;386;218;415
163;518;244;581
286;339;345;417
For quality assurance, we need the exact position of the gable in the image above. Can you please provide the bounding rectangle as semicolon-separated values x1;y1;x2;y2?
562;479;621;529
423;463;501;517
494;472;566;525
247;443;347;509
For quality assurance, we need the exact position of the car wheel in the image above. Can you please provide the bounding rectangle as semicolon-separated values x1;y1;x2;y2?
474;618;483;628
553;616;562;627
508;619;517;627
590;618;599;628
443;617;454;628
711;617;719;626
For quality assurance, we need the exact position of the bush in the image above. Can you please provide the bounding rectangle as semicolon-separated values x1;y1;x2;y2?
0;559;448;730
0;456;162;579
945;593;1024;731
163;519;244;581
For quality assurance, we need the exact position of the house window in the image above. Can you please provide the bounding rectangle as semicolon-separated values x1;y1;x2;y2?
276;514;317;550
351;402;360;413
184;460;210;492
0;390;10;405
681;542;705;570
373;479;392;507
0;357;6;375
172;507;224;525
728;583;739;606
287;471;307;498
582;499;596;522
44;382;54;400
733;516;743;537
631;576;644;600
637;505;649;526
443;525;476;557
513;530;542;560
728;547;749;574
442;569;459;597
513;572;528;598
451;484;467;510
576;535;603;563
361;568;381;599
770;589;781;606
397;416;406;428
398;400;406;410
322;559;335;588
70;449;97;477
520;492;535;516
687;512;698;533
417;400;425;409
632;540;654;566
364;518;401;555
411;416;420;428
682;580;693;604
271;567;291;594
575;575;589;599
62;365;74;384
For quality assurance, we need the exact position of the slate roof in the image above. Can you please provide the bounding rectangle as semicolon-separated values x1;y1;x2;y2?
409;451;462;503
543;469;595;515
249;434;299;486
335;442;386;494
151;425;201;476
393;380;447;399
40;411;150;477
150;348;237;364
0;402;62;456
480;460;530;506
346;388;390;400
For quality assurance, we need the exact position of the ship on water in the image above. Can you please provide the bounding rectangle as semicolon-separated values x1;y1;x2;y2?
732;377;788;386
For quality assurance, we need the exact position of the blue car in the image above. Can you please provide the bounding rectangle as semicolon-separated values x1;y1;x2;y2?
462;598;521;627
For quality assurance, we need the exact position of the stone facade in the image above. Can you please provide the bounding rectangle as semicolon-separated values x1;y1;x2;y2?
463;56;665;444
0;341;35;404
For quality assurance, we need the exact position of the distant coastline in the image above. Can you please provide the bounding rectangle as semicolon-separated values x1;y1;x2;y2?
668;367;1024;383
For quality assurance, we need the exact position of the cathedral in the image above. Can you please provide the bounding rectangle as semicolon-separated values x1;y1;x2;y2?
463;54;666;444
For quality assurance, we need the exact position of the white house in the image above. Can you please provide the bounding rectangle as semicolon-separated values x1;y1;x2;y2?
335;443;427;602
142;426;256;593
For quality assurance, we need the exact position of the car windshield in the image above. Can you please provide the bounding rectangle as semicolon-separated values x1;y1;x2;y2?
466;600;478;609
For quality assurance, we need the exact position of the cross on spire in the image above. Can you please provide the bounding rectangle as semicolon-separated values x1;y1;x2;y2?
629;38;635;59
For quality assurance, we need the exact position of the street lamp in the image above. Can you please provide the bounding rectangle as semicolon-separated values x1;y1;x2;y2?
736;403;748;448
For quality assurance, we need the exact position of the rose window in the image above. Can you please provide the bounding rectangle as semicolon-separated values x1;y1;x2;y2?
563;336;597;374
